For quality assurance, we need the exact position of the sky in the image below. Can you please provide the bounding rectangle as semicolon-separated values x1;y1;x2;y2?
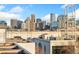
0;4;79;25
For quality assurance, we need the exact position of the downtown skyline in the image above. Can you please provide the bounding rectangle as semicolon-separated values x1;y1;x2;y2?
0;4;79;25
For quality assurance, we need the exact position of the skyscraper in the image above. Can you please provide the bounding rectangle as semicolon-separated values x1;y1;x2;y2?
11;19;17;29
22;14;36;31
30;14;36;31
25;17;31;31
50;13;55;30
36;18;41;30
17;20;23;29
57;15;67;29
11;19;23;29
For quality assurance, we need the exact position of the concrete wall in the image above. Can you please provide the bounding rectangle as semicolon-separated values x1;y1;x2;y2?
6;31;61;39
6;31;79;39
32;38;50;54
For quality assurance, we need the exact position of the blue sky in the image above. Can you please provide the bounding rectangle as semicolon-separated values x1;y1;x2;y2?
1;4;64;18
0;4;64;19
0;4;79;25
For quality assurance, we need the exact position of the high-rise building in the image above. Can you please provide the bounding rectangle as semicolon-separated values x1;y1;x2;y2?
11;19;23;29
17;20;23;29
36;18;41;23
22;14;36;31
57;15;67;29
21;22;26;30
57;14;76;40
25;17;31;31
57;15;75;30
11;19;17;29
36;18;41;30
30;14;36;31
39;21;46;30
51;21;58;31
50;13;55;30
35;18;46;31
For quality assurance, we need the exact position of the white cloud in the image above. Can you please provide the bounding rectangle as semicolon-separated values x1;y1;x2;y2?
0;12;20;26
0;6;23;21
0;6;23;20
0;12;20;20
42;14;50;23
0;5;5;10
9;6;23;14
75;9;79;20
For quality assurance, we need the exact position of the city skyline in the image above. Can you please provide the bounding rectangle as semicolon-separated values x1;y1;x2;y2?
0;4;78;54
0;4;79;25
